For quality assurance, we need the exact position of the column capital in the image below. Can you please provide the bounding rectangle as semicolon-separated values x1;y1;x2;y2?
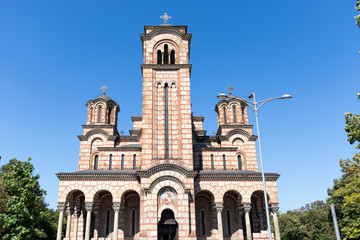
113;202;121;212
66;207;73;215
57;203;65;212
85;202;93;212
270;203;279;213
214;202;223;212
242;203;251;213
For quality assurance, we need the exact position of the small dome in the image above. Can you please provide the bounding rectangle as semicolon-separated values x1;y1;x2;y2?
94;94;112;101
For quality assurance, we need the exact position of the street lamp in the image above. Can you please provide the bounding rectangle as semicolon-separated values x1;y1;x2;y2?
217;92;292;240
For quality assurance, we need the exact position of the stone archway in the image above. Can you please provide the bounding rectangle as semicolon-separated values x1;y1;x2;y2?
158;209;178;240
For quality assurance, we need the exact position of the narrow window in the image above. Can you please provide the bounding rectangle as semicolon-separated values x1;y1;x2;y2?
233;106;237;123
164;84;169;159
170;50;175;64
237;155;242;170
94;155;98;170
157;50;162;64
223;154;226;170
106;209;110;235
211;154;214;170
226;210;232;236
241;106;245;124
131;209;136;236
98;106;102;123
133;154;136;169
107;108;112;124
164;44;169;64
198;154;203;170
89;107;93;123
223;108;227;124
201;210;206;236
109;154;112;170
121;154;124;170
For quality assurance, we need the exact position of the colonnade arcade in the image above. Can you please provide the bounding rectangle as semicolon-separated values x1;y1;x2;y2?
57;188;280;240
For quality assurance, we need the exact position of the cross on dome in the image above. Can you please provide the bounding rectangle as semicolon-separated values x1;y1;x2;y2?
100;85;108;95
160;13;171;24
226;85;234;95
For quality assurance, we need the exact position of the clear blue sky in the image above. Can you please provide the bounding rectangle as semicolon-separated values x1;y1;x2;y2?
0;1;359;212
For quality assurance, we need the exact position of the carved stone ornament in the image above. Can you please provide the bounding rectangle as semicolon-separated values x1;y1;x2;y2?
242;203;251;213
214;203;223;212
270;203;279;213
57;203;65;212
113;203;121;212
85;203;93;212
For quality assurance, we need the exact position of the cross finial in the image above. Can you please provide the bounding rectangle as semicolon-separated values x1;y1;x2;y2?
212;130;216;136
120;130;125;136
226;85;234;95
160;13;171;24
100;85;108;95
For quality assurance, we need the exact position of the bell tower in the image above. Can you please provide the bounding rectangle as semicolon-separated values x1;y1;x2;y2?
140;15;193;169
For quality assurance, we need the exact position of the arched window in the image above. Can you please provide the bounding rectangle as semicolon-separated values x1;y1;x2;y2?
201;209;206;236
109;154;112;170
211;154;214;170
223;154;226;170
89;107;93;123
133;154;136;169
107;108;111;124
98;106;102;123
157;50;162;64
131;209;136;236
233;106;237;123
198;153;203;170
105;209;110;236
241;106;245;124
226;210;232;236
223;108;227;124
94;155;98;170
121;154;125;170
237;155;242;170
164;44;169;64
170;50;175;64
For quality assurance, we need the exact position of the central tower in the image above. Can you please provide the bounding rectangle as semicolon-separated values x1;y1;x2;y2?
140;24;193;168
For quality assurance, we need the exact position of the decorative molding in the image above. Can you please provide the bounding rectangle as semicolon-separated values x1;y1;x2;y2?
192;116;205;122
195;130;207;137
57;203;65;211
56;171;139;181
82;125;116;129
141;64;192;70
215;203;223;212
77;129;117;142
140;27;191;41
98;146;141;151
145;175;187;194
242;203;251;213
138;163;196;178
113;203;121;212
131;116;142;122
193;146;238;152
270;203;279;213
196;172;280;181
85;203;93;212
118;136;140;142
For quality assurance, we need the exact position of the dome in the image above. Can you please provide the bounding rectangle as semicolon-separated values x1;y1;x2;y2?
94;94;112;101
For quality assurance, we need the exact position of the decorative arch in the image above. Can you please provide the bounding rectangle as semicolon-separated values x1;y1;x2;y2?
152;39;180;64
83;129;110;141
243;185;277;204
224;129;251;140
147;175;186;194
87;185;118;202
59;185;90;203
145;28;190;41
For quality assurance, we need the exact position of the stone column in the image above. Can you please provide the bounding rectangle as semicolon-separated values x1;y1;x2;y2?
84;203;93;240
65;205;73;238
271;204;281;240
73;205;80;239
236;203;244;239
113;203;121;240
215;203;224;240
57;203;65;240
243;204;252;240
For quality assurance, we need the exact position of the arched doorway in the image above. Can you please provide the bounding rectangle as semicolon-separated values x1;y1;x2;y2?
158;209;178;240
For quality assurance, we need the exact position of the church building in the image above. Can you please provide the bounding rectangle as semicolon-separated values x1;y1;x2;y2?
56;15;281;240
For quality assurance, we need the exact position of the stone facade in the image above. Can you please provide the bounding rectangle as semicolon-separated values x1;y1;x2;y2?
56;23;281;240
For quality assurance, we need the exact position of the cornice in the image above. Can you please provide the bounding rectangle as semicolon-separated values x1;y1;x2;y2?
98;146;141;152
141;26;191;41
82;125;116;129
195;130;207;137
141;64;192;70
193;146;238;152
192;116;205;122
131;116;142;122
77;129;118;142
56;171;139;181
196;172;280;181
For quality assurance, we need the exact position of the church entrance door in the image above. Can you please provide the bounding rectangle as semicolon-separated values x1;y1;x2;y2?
158;209;178;240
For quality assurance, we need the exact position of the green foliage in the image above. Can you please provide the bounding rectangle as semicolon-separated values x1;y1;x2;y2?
278;200;335;240
345;93;360;149
356;0;360;27
0;158;56;240
328;154;360;240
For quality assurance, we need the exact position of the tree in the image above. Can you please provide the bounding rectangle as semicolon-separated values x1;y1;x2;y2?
328;154;360;240
356;1;360;28
345;93;360;149
0;158;54;240
278;200;335;240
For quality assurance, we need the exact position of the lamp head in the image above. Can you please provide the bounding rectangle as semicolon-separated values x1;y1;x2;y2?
248;93;254;99
281;94;292;99
217;93;227;99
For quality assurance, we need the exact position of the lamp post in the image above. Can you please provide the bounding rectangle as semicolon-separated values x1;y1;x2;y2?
217;92;292;240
